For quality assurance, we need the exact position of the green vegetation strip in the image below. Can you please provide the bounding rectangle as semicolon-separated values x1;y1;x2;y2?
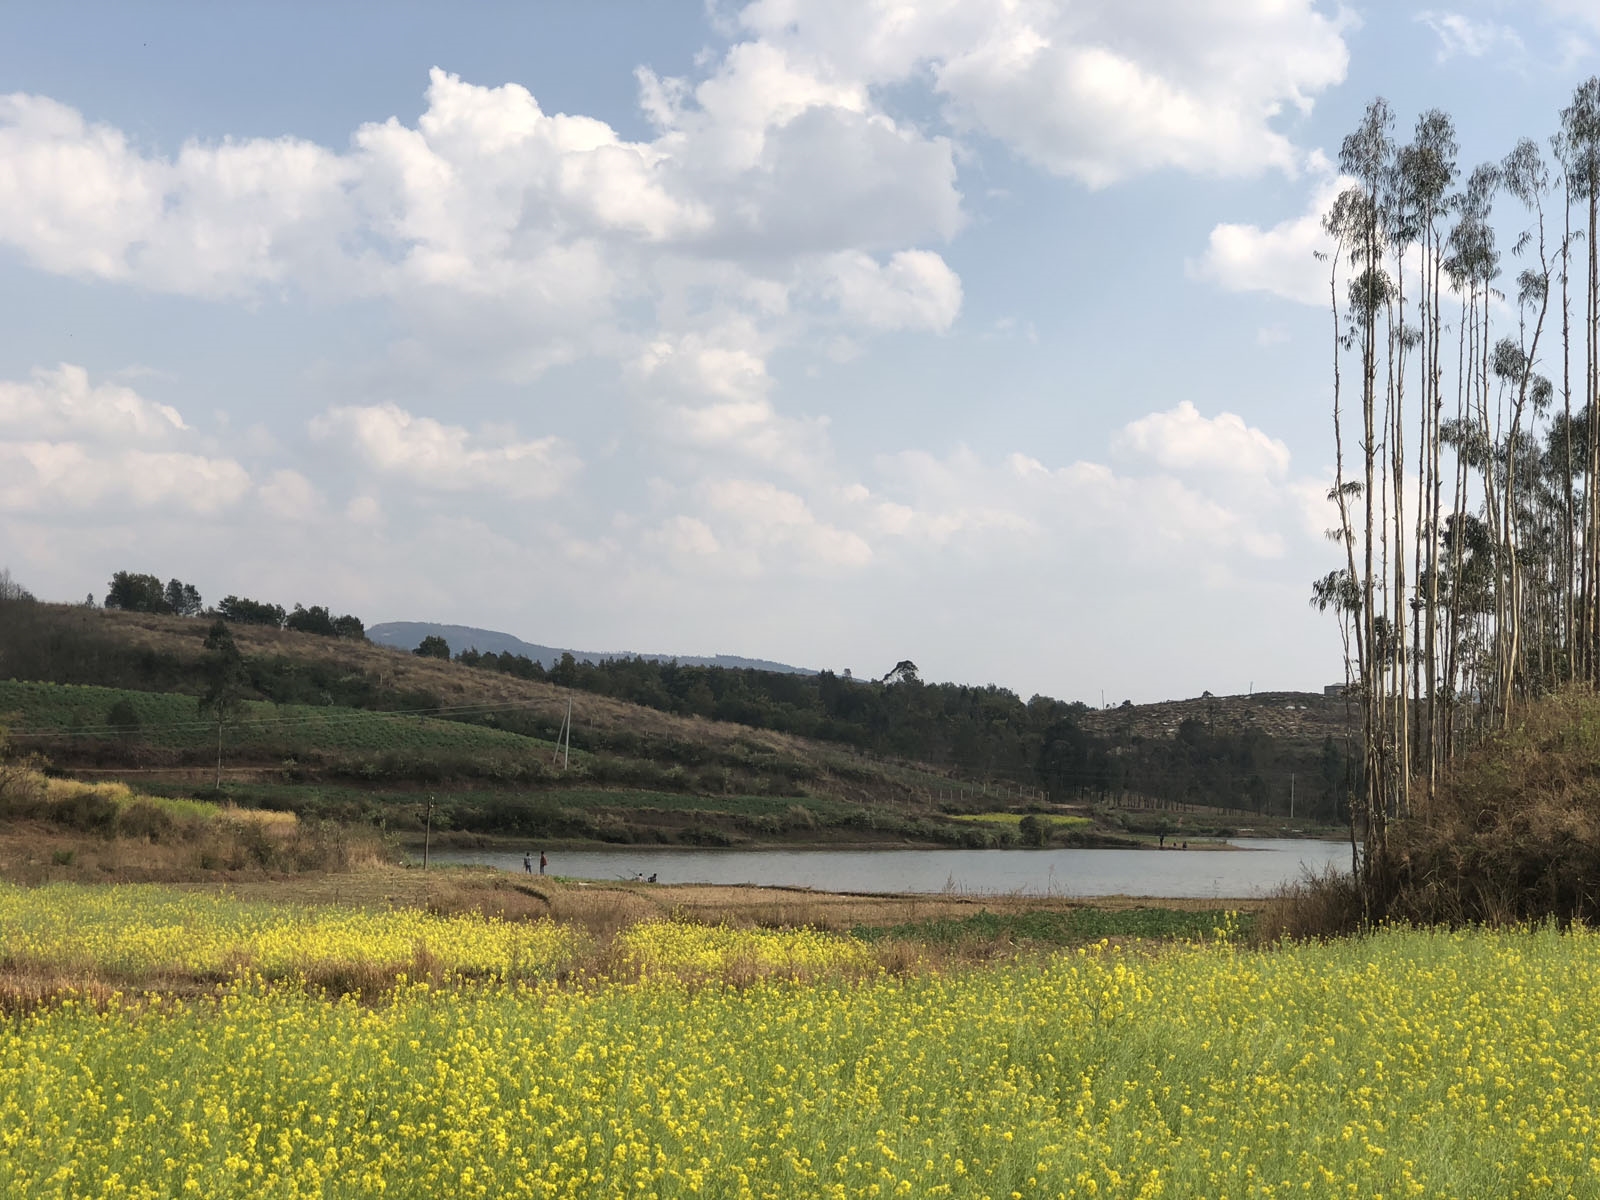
947;812;1093;828
855;905;1248;945
0;679;561;758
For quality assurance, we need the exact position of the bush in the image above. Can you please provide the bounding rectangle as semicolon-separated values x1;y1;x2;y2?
218;596;286;627
54;786;118;832
1017;814;1051;847
414;636;451;660
1273;691;1600;937
115;799;182;842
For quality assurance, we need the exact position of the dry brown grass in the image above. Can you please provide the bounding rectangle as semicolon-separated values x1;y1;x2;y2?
201;865;1261;942
1254;867;1364;943
0;813;389;886
1265;689;1600;936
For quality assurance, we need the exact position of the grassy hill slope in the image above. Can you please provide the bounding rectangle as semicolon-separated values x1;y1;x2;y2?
0;600;1343;844
0;603;1039;846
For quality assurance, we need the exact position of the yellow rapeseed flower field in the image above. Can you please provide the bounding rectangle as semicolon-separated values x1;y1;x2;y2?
3;884;1600;1197
0;882;585;982
613;920;875;979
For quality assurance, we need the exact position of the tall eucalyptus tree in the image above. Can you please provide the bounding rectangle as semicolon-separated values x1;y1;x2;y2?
1399;110;1458;787
1559;81;1600;678
1315;83;1600;911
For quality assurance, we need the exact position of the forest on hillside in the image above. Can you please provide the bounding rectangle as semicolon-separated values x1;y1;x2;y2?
446;647;1350;818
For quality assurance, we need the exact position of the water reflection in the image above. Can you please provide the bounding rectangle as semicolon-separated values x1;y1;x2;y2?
431;838;1350;899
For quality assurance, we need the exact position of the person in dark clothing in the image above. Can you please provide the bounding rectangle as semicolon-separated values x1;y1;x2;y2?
539;851;548;876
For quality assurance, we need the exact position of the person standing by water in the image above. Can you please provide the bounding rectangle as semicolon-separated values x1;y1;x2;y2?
522;853;532;874
539;851;548;876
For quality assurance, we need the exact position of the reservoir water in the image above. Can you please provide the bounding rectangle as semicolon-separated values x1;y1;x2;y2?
431;838;1351;899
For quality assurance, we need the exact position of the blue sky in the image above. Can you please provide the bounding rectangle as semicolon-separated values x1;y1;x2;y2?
3;0;1597;702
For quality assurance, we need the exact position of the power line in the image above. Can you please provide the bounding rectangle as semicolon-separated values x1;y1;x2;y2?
2;695;565;740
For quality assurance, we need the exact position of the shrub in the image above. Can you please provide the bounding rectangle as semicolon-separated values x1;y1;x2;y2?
1017;814;1051;847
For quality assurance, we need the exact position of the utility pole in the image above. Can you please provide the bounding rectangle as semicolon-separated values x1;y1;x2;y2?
423;797;435;870
1289;773;1295;821
553;695;573;769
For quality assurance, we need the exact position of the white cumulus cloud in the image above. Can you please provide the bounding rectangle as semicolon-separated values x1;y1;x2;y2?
737;0;1352;187
0;365;250;515
308;402;579;499
699;478;873;571
1117;400;1292;478
820;250;963;333
1188;175;1347;306
0;363;187;442
0;443;251;514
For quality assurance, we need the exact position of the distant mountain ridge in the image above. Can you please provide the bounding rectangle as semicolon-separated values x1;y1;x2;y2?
365;621;816;676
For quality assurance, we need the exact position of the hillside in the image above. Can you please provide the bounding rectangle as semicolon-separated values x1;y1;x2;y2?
1078;690;1350;742
0;598;1350;841
0;601;1043;847
366;621;815;675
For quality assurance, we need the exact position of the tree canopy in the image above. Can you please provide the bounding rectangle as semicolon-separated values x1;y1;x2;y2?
105;572;201;615
414;635;451;659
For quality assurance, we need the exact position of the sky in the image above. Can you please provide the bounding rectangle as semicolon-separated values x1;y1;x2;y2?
2;0;1597;704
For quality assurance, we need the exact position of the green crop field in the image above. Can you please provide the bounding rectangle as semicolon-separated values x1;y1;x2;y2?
856;904;1248;945
0;679;563;762
518;787;854;819
141;782;855;822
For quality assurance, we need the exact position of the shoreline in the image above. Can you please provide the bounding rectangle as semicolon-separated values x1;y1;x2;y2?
402;830;1338;856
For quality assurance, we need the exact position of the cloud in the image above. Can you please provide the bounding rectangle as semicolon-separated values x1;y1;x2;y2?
0;365;250;515
638;328;773;404
1189;174;1348;305
0;59;961;302
628;399;1313;601
309;402;579;499
841;399;1317;582
346;495;383;525
650;515;722;558
737;0;1352;187
697;478;873;571
0;442;251;514
258;469;322;522
859;447;1035;544
1117;400;1291;478
637;321;833;477
1415;11;1525;61
0;363;187;442
0;0;1354;411
0;92;353;297
820;250;963;332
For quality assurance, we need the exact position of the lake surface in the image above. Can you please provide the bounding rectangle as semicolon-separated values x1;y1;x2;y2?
432;839;1351;899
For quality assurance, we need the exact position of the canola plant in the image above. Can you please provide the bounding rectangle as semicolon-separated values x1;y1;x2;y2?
1;884;1598;1197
